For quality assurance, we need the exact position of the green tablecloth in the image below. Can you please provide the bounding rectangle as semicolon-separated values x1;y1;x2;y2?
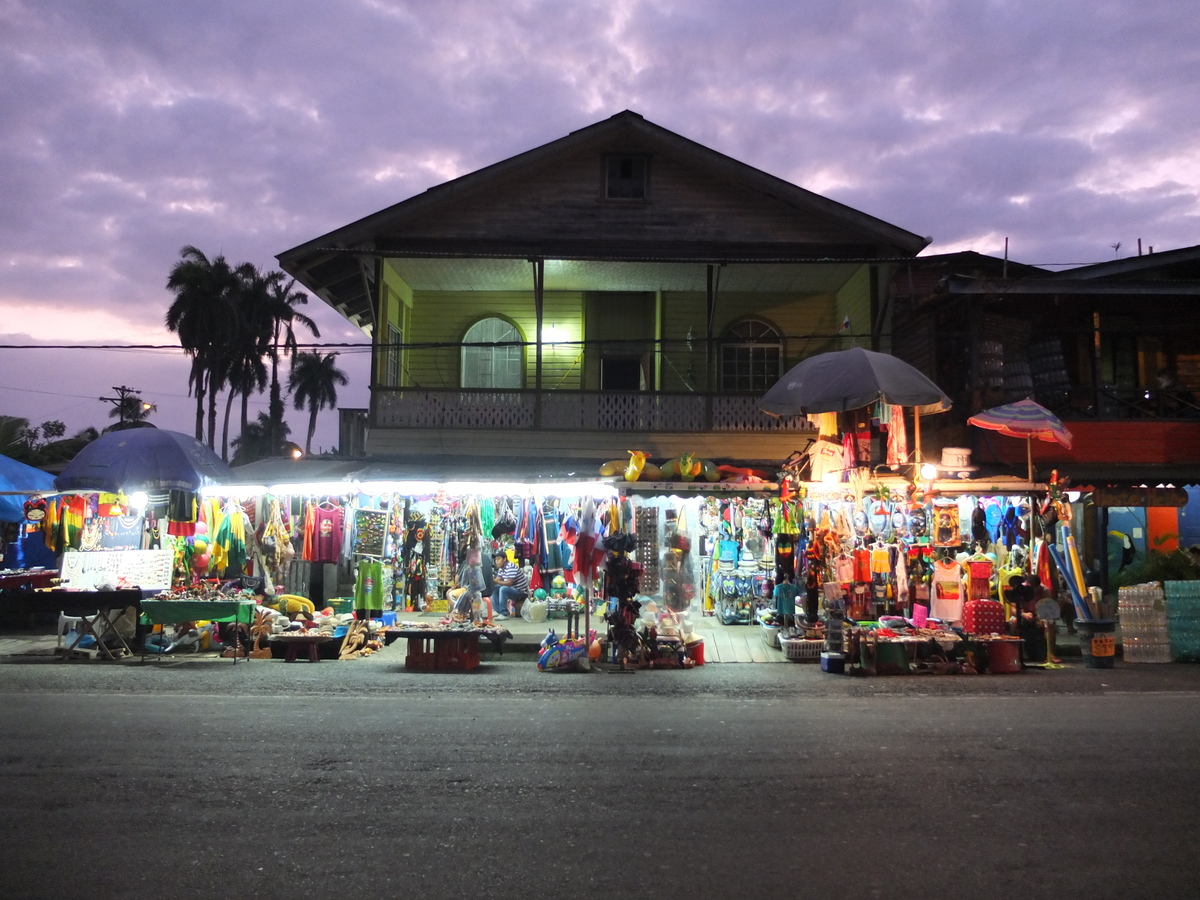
139;599;256;626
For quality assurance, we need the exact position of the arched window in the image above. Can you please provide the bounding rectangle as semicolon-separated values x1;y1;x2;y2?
461;317;524;389
720;319;782;392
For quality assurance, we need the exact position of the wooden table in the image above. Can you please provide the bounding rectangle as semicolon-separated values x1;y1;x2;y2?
275;633;332;662
390;628;489;671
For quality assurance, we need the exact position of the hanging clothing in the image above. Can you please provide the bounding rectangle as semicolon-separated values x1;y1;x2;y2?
214;507;248;573
886;405;908;468
894;545;910;609
807;412;839;436
930;558;964;623
355;558;385;613
841;432;857;471
310;504;344;563
166;490;198;537
966;558;994;602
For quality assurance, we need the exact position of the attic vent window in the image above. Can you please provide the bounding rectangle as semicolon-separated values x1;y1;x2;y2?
606;155;647;200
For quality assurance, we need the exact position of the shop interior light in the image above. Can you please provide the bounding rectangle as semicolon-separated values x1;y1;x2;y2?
267;482;354;496
532;481;619;499
355;481;441;496
919;463;939;482
128;491;150;511
202;484;269;498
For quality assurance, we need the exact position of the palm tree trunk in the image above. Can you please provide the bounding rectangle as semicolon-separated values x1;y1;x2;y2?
268;331;282;451
240;388;250;437
207;382;219;449
222;388;236;461
195;387;205;441
306;406;318;455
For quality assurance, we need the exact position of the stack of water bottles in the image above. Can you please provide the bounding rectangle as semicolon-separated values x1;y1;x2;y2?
1164;580;1200;662
1117;583;1172;663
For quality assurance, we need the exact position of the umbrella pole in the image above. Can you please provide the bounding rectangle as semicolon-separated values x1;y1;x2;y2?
913;408;922;466
1026;436;1033;483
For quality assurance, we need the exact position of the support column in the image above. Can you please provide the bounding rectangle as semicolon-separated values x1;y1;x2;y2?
532;258;545;427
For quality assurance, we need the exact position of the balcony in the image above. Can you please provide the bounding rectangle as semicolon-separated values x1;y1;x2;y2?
366;389;813;460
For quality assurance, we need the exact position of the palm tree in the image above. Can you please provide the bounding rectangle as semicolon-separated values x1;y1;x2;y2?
165;245;242;447
217;264;272;460
231;411;292;466
288;351;348;455
106;395;155;430
263;273;319;450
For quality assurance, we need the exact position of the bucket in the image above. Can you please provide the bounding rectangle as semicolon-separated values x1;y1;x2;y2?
685;639;705;665
986;640;1022;673
1075;618;1116;668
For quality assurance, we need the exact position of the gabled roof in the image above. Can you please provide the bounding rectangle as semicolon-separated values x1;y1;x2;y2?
278;111;930;325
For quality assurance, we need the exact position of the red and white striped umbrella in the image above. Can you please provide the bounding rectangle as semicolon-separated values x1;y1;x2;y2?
968;399;1072;481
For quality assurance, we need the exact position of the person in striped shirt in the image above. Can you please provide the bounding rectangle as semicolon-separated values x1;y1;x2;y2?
492;552;529;618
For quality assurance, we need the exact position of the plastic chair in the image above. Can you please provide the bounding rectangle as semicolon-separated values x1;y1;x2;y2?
56;613;88;648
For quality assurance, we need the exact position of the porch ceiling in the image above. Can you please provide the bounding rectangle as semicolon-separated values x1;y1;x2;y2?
386;257;864;293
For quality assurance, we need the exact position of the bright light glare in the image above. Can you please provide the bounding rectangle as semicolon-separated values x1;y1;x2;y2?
920;463;939;481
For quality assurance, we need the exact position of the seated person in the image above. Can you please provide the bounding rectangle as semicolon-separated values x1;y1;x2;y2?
492;551;529;618
449;548;487;621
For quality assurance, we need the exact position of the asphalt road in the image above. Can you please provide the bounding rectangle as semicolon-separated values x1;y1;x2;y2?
2;656;1199;900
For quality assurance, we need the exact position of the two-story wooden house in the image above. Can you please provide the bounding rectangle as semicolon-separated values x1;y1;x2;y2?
278;110;930;465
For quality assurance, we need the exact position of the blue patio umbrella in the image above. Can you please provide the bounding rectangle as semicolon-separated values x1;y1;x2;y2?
0;453;56;522
55;429;233;494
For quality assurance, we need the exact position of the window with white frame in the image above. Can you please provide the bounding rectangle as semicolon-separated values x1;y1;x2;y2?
461;317;523;389
720;319;782;392
384;324;402;387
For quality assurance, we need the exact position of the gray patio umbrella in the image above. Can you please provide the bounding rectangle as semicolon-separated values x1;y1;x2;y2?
55;428;233;494
759;347;951;464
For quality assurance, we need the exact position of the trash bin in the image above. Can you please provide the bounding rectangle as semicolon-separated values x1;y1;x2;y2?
1075;618;1116;669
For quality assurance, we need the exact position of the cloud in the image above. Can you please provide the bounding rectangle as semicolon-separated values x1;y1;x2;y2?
2;0;1198;448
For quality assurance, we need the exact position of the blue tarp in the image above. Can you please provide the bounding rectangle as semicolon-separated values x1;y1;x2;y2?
0;453;55;522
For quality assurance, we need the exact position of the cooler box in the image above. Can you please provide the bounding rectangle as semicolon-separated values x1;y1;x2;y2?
963;599;1005;635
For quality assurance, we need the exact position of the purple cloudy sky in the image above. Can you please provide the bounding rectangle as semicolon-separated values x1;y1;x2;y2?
2;0;1198;454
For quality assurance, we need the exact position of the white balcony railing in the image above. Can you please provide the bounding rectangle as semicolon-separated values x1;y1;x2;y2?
373;389;807;432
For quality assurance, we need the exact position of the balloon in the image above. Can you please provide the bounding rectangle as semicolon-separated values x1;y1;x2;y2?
194;553;211;571
194;521;208;536
193;539;207;555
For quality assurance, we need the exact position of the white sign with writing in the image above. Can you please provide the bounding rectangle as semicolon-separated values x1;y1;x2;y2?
59;549;174;592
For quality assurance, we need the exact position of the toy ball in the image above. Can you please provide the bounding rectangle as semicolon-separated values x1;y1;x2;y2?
194;521;208;536
552;575;566;590
193;553;211;571
193;539;207;555
533;588;548;601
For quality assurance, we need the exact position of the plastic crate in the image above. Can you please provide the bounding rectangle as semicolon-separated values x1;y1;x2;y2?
780;636;823;662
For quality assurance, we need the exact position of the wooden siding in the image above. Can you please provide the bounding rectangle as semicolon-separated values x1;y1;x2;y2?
404;290;584;389
385;142;875;249
835;264;872;346
660;291;842;391
583;292;655;389
976;421;1200;467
